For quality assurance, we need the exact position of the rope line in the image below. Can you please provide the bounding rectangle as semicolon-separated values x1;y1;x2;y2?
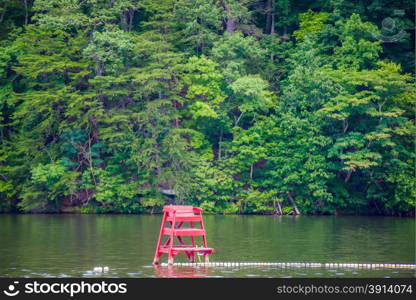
160;262;416;269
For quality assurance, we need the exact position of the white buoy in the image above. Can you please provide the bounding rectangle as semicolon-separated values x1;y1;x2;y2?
103;266;109;272
93;267;103;272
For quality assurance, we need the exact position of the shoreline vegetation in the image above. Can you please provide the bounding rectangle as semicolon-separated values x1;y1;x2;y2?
0;210;414;217
0;1;414;217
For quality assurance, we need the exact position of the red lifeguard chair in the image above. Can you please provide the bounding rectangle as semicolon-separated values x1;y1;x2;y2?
153;205;214;265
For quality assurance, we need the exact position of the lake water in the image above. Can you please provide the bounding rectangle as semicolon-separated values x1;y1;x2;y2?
0;214;414;278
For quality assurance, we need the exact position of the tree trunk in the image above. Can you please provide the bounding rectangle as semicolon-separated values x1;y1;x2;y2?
234;111;244;127
221;1;236;33
343;119;349;134
265;0;275;34
250;163;254;179
270;0;275;34
172;99;179;128
24;0;28;25
226;18;236;33
93;58;104;76
344;171;353;183
287;191;300;215
378;101;386;122
274;199;282;215
218;128;223;160
269;0;275;61
265;0;272;33
89;115;104;169
128;9;135;32
122;11;129;32
0;2;7;23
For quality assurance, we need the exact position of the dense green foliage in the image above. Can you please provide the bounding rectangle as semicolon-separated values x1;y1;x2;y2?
0;0;414;215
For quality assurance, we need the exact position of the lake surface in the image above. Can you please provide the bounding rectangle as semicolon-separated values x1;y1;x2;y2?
0;214;414;278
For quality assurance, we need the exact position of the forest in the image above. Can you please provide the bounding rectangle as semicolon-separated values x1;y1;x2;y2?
0;0;414;215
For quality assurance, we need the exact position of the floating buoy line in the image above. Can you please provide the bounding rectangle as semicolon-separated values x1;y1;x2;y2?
159;262;416;269
93;266;109;273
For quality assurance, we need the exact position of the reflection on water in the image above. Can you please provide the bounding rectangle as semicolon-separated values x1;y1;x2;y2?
0;214;414;278
152;265;415;278
154;265;209;278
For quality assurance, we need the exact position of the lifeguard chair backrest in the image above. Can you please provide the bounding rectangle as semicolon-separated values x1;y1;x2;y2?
163;205;201;217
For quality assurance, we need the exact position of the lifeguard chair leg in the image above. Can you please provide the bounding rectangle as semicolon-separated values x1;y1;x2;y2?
153;212;167;265
190;221;195;247
168;253;174;265
189;221;196;263
167;214;176;265
199;214;208;248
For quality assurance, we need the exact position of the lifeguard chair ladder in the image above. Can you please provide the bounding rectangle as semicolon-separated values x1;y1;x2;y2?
153;205;214;265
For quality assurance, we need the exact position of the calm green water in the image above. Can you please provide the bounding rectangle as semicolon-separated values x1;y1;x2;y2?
0;214;414;278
